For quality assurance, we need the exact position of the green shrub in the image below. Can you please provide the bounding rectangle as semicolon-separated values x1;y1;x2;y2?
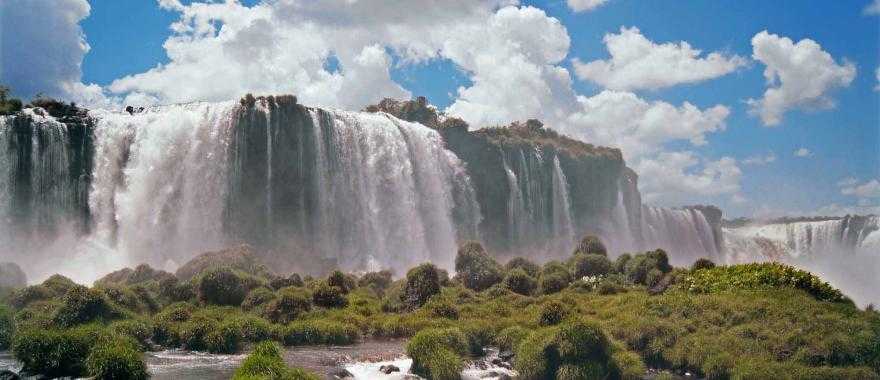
569;253;613;278
406;328;468;380
281;320;359;346
504;268;537;296
515;319;613;380
624;249;672;285
460;319;495;355
401;263;441;309
327;270;356;294
358;270;393;290
269;273;304;290
86;335;148;380
263;288;312;323
538;301;568;326
9;285;53;309
311;282;347;308
505;257;541;277
691;258;716;271
495;325;530;352
227;315;274;343
198;267;247;306
53;286;121;327
99;285;148;314
110;319;153;349
206;320;244;354
455;241;503;291
179;316;218;351
574;235;607;256
42;274;78;296
426;297;459;319
614;253;632;274
233;341;320;380
681;263;849;303
0;306;11;350
539;272;571;295
13;324;102;377
159;277;196;303
242;287;277;311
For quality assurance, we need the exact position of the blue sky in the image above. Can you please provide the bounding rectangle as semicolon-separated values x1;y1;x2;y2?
3;0;879;218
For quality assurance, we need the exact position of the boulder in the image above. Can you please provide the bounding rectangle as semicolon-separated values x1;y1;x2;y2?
0;262;26;288
379;364;400;374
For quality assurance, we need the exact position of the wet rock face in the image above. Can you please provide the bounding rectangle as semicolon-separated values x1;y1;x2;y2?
0;262;26;288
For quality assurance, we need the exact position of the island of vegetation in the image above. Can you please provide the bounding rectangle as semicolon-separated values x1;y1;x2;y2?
0;235;877;380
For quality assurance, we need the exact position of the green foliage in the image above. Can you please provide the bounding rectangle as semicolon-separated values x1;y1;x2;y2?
263;288;312;323
0;305;12;350
495;325;530;352
691;257;716;271
327;270;356;294
281;320;359;346
9;285;53;309
539;301;568;326
198;267;248;306
109;319;153;349
614;253;632;274
504;268;537;295
569;253;613;278
311;281;348;308
539;272;571;295
406;328;468;380
0;86;22;115
159;277;196;303
402;263;441;309
242;287;278;311
681;262;849;303
42;274;78;296
53;286;121;327
505;257;541;277
270;273;304;290
426;297;459;319
86;335;149;380
233;341;320;380
455;241;504;291
358;270;393;290
13;324;103;378
625;249;672;285
574;235;607;256
515;319;615;380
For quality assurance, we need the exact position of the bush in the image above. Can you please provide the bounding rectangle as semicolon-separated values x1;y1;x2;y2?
99;285;148;314
9;285;53;309
311;282;347;308
263;288;312;324
53;286;121;327
110;319;153;349
505;257;541;277
401;263;441;309
624;249;672;286
495;325;530;352
538;301;568;326
681;263;849;303
327;270;356;294
426;297;459;320
569;253;613;278
574;235;607;256
242;287;277;311
86;335;148;380
691;258;716;271
159;277;195;303
358;270;393;290
614;254;632;274
270;273;304;290
227;315;274;343
539;272;570;295
515;319;613;380
0;306;12;350
13;324;102;377
42;274;78;296
233;341;320;380
198;267;247;306
406;328;468;380
282;320;359;346
455;241;503;291
504;268;537;296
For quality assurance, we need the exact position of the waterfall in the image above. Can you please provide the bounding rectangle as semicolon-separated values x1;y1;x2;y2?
641;206;719;265
722;215;880;261
503;155;526;244
551;155;575;253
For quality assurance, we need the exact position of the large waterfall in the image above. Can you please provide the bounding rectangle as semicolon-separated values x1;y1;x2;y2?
641;206;721;265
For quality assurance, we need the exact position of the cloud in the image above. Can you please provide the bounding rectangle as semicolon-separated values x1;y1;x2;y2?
841;179;880;198
747;31;856;126
837;177;859;187
108;0;519;109
0;0;111;107
562;90;729;160
865;0;880;15
793;148;812;157
742;152;777;165
572;27;747;91
633;152;743;205
875;67;880;91
567;0;609;13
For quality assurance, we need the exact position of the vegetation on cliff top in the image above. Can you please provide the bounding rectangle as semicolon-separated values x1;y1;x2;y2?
0;238;876;379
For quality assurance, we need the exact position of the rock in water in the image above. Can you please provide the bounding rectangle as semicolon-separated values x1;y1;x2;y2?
379;364;400;374
0;262;26;288
0;369;21;380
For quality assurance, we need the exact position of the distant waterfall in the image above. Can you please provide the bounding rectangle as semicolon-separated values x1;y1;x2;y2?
722;215;880;261
641;206;720;265
551;156;575;253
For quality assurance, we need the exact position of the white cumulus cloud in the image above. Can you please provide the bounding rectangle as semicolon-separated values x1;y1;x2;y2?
742;152;777;165
793;148;812;157
572;27;747;91
747;31;856;126
864;0;880;15
0;0;111;107
841;179;880;198
633;152;742;205
567;0;609;13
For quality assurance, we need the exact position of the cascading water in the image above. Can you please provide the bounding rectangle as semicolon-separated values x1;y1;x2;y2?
641;206;719;265
551;155;575;253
